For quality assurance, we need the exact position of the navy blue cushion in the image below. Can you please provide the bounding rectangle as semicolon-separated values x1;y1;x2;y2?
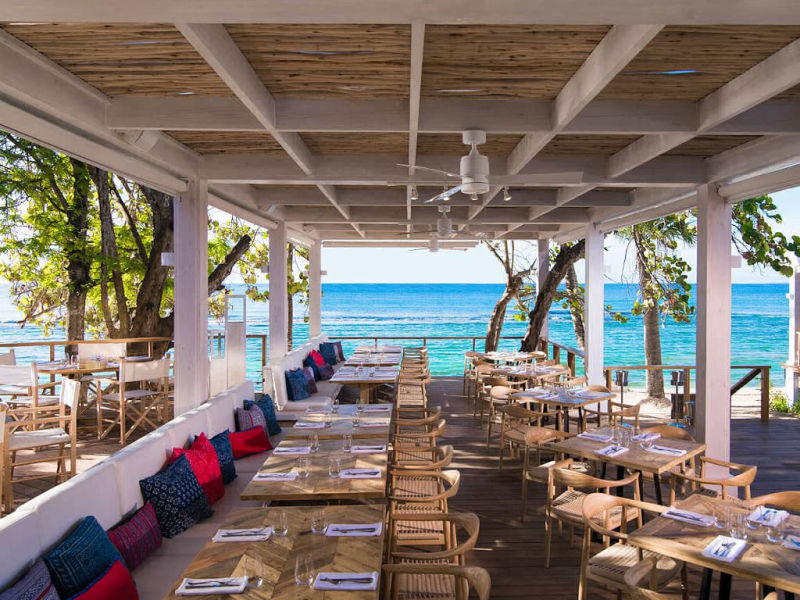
303;355;320;381
43;516;123;598
318;343;338;365
245;396;281;436
203;430;237;484
139;454;213;539
285;368;310;401
0;558;59;600
318;364;334;380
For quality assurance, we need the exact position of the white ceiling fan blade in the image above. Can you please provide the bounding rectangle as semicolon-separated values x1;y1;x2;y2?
489;172;584;185
424;185;462;203
397;163;460;178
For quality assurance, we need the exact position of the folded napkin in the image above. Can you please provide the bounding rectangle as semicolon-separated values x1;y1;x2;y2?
294;421;325;429
360;420;390;428
305;407;332;414
212;527;271;542
663;507;716;527
326;522;383;537
313;572;378;591
37;361;66;368
513;389;548;397
350;444;387;454
574;390;608;399
748;505;790;528
645;444;687;457
273;446;311;455
783;534;800;551
254;472;298;481
339;468;382;479
176;577;248;595
361;405;392;412
632;432;661;443
595;444;629;458
701;535;747;563
578;432;613;442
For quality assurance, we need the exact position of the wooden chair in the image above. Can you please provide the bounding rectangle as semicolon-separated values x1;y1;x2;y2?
610;401;642;428
0;349;15;365
578;385;616;429
544;463;641;568
667;456;757;503
394;405;442;437
397;379;428;409
392;444;454;471
382;564;491;600
389;469;461;547
497;402;547;468
580;493;686;600
0;363;59;411
1;378;80;514
746;490;800;512
97;358;169;445
387;511;481;567
462;351;480;397
485;385;515;447
394;418;446;450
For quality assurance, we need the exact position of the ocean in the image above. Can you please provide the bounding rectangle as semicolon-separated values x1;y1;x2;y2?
0;283;790;388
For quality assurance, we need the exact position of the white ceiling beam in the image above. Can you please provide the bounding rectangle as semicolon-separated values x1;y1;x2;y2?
717;163;800;202
591;188;698;233
708;134;800;183
607;133;695;178
406;23;425;223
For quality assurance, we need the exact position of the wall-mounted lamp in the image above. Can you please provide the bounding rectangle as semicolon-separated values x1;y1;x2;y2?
160;252;175;267
320;270;328;276
260;264;269;274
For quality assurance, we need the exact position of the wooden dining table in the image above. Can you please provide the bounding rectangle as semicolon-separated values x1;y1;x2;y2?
628;493;800;598
330;366;399;404
240;437;389;503
552;427;706;504
343;353;402;367
284;405;393;441
512;387;616;432
354;345;403;353
164;504;386;600
476;350;546;363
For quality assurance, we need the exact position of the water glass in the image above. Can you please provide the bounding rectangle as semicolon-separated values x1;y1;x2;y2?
328;456;341;478
324;413;332;428
294;553;314;586
272;510;289;537
342;433;353;453
311;508;328;534
352;413;361;428
766;520;785;544
309;434;320;453
296;457;310;479
714;507;731;530
332;397;340;412
730;512;748;540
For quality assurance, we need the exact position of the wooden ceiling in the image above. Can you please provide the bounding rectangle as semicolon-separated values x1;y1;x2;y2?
664;135;759;157
166;131;285;154
540;135;640;156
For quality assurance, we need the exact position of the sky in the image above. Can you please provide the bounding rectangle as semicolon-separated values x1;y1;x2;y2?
323;187;800;284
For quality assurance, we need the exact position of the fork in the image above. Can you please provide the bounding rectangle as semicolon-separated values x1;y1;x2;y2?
714;541;736;557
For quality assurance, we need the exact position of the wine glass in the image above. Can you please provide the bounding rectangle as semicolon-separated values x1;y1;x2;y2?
294;553;314;586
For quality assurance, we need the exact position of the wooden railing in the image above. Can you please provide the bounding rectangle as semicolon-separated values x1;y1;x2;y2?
0;337;172;361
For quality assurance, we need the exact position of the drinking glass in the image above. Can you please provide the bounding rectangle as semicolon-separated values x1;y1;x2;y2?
352;413;361;428
332;397;340;412
328;456;341;478
324;413;332;428
296;457;310;479
309;434;320;453
272;510;289;537
714;507;731;530
766;520;785;544
730;512;748;540
243;556;264;589
311;508;328;534
294;553;314;586
342;433;353;453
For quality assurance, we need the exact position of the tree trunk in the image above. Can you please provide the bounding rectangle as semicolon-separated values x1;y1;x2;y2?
635;237;665;399
565;264;586;352
521;240;585;351
484;279;518;352
64;159;93;351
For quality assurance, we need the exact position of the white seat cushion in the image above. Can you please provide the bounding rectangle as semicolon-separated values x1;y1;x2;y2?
275;395;332;421
103;388;161;401
0;506;44;589
165;407;209;449
3;395;59;406
10;428;69;451
106;429;172;515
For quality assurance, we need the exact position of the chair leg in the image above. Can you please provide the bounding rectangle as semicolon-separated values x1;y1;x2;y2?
4;460;13;513
544;515;552;568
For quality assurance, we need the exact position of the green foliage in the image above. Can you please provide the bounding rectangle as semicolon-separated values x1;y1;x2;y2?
552;283;628;323
732;195;800;276
769;387;800;414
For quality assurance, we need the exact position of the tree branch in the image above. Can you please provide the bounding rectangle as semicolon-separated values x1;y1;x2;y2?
110;178;149;263
208;235;252;294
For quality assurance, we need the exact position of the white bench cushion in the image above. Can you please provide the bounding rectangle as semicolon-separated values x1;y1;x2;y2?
107;429;172;515
0;507;43;589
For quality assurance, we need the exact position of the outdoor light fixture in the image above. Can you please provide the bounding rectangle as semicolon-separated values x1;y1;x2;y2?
503;187;512;202
160;252;174;267
410;186;419;201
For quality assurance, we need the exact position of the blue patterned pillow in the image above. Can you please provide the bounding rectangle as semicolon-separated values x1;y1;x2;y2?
318;343;337;365
236;405;266;434
303;355;320;380
244;396;281;436
285;368;310;401
318;363;334;380
204;430;236;484
139;454;213;539
43;516;123;598
0;558;59;600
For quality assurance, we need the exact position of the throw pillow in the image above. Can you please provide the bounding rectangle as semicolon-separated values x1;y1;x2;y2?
318;363;334;380
303;366;318;394
333;341;345;363
0;558;59;600
309;350;326;367
67;560;138;600
138;454;213;539
43;516;123;598
229;426;272;458
243;396;281;437
285;368;310;401
303;355;321;381
169;433;224;505
318;342;337;365
236;405;267;434
107;503;162;571
204;430;237;484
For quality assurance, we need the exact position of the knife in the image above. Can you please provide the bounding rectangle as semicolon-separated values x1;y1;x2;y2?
318;577;374;585
670;510;705;523
331;526;378;533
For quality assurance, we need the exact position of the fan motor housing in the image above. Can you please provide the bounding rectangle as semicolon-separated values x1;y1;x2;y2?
460;150;490;195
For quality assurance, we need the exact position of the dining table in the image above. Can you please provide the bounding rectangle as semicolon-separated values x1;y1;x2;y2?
284;405;393;441
552;426;706;505
165;504;386;599
354;345;403;354
512;386;616;432
628;493;800;599
343;353;402;367
240;436;389;503
475;350;546;364
330;365;399;404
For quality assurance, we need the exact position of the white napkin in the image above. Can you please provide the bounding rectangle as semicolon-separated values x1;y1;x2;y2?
663;507;716;527
360;420;390;428
254;472;298;481
294;421;325;429
361;405;392;413
645;444;687;457
305;407;332;414
212;527;271;542
340;468;382;479
326;522;383;537
575;390;608;399
748;505;790;528
783;534;800;551
701;535;747;562
176;577;248;595
273;446;311;455
578;432;613;442
595;444;629;458
350;444;387;454
632;432;661;442
313;572;378;591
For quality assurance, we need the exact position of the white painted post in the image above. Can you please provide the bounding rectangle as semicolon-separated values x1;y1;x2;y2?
269;222;288;360
308;243;322;339
537;238;550;343
174;179;209;415
696;183;732;465
786;261;800;403
584;224;605;385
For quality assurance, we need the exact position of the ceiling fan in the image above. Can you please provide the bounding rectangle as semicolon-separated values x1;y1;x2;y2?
395;206;493;243
398;129;583;204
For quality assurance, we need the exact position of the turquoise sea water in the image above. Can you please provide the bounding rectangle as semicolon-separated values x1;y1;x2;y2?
0;283;789;387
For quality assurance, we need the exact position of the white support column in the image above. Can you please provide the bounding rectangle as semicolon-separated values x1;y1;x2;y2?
786;261;800;403
174;179;209;415
269;222;288;360
696;183;732;464
308;242;322;339
584;224;605;385
537;238;551;344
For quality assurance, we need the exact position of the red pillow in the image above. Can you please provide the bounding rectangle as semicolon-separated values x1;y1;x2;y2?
71;560;138;600
229;426;273;458
170;433;224;505
310;350;326;367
